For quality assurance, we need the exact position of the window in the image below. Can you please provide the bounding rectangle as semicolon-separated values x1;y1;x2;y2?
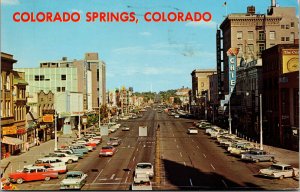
258;31;265;40
286;37;290;41
285;25;290;29
281;25;285;29
291;22;295;28
62;87;66;92
57;87;61;92
40;75;45;81
35;75;39;81
269;31;275;40
247;44;254;54
281;37;285;41
61;74;66;80
290;32;295;42
237;31;243;39
248;31;254;40
259;44;265;54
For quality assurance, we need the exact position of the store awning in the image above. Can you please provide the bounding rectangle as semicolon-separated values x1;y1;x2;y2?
2;136;24;145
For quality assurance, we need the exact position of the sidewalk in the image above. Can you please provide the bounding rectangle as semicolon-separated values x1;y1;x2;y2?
263;144;299;167
0;132;77;178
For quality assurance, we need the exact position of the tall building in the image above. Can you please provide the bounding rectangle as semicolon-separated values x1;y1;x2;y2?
262;43;299;150
1;52;28;156
219;3;298;95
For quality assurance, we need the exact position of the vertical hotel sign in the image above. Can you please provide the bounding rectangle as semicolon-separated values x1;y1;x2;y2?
227;48;239;94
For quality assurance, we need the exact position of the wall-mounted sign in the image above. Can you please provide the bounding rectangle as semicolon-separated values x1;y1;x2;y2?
43;114;54;122
282;49;299;74
2;126;17;135
227;48;239;95
17;128;26;134
82;115;88;125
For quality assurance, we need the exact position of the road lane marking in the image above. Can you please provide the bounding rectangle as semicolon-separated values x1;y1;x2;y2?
110;174;115;180
184;162;186;166
222;179;228;188
92;169;103;183
197;146;199;149
143;145;146;148
133;156;135;161
210;164;216;170
128;145;130;148
189;178;193;186
125;176;128;183
107;158;112;163
99;178;107;181
127;171;130;175
116;149;119;153
180;152;182;157
173;133;175;136
192;139;194;142
115;178;122;180
203;153;206;158
174;139;176;142
137;148;139;151
177;145;179;148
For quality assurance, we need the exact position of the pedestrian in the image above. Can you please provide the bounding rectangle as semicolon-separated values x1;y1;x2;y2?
25;142;29;151
34;138;37;146
36;137;40;146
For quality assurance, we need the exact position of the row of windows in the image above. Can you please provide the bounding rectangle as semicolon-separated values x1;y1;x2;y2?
57;87;66;92
281;22;295;29
237;31;295;41
34;75;67;81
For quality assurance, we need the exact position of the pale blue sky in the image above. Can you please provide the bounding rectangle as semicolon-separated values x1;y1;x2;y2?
1;0;298;92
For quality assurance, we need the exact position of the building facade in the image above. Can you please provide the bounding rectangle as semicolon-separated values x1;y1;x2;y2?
219;4;299;95
1;52;28;157
262;43;299;150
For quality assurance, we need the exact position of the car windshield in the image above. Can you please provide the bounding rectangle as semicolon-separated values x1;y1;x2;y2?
270;165;282;170
102;146;112;150
66;174;82;179
137;164;152;169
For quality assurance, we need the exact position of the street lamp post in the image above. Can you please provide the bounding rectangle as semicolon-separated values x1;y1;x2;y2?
228;97;232;134
54;112;58;151
259;94;263;150
98;105;101;130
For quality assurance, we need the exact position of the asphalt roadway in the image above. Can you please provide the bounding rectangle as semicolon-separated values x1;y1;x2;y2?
14;108;299;190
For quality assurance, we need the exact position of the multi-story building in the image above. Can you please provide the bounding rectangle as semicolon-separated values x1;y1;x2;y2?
191;69;216;118
262;43;299;150
219;3;299;95
1;52;28;156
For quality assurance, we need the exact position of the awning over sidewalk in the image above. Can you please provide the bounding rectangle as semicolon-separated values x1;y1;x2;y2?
1;136;24;145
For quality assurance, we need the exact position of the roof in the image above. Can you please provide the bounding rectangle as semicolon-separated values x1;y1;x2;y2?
273;163;292;167
67;171;83;175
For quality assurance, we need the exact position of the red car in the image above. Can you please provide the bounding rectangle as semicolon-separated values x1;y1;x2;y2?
8;166;58;184
99;146;116;157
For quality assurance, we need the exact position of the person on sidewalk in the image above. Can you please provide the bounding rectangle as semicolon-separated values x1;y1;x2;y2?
25;142;29;151
36;137;40;146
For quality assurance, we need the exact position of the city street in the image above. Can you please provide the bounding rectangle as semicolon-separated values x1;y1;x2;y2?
9;109;299;190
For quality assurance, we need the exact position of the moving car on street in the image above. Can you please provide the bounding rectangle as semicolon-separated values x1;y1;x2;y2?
131;173;152;190
99;146;116;157
135;162;154;178
259;163;299;179
187;127;198;134
122;127;130;131
8;166;58;184
60;171;88;190
107;137;121;146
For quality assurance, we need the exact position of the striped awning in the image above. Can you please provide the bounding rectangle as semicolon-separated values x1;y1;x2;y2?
2;136;24;145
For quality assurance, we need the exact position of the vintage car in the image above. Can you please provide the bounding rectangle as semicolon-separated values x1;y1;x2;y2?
60;171;88;190
107;137;121;146
131;173;152;190
68;144;89;154
122;127;130;131
241;149;275;162
24;157;67;174
71;143;93;152
187;128;198;134
259;163;299;179
55;149;84;158
45;152;79;164
8;166;58;184
99;146;116;157
135;163;154;178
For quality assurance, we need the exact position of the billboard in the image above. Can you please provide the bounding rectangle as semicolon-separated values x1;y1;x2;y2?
227;48;239;95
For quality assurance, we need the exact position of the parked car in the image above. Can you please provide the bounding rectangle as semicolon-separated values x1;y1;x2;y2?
174;114;180;118
122;127;130;131
241;149;275;162
55;149;84;158
68;145;89;154
8;166;58;184
24;157;67;174
71;143;93;152
60;171;88;190
45;152;79;164
187;128;198;134
259;163;299;179
107;137;121;146
99;146;116;157
131;173;152;190
135;162;154;178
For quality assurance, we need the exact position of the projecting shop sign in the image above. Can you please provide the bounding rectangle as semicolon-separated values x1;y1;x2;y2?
227;48;239;95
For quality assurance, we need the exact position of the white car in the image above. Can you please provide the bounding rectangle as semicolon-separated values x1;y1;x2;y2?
60;171;87;190
46;152;79;164
131;173;152;190
135;163;154;178
174;114;180;118
24;157;67;174
259;163;299;179
122;127;130;131
187;128;198;134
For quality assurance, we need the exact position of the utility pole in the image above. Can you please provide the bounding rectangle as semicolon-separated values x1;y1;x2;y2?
54;112;58;151
98;104;101;130
259;94;263;150
228;97;232;134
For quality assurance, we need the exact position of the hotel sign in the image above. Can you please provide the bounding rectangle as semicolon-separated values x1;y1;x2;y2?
43;114;54;122
2;126;17;135
227;48;239;94
282;49;299;74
